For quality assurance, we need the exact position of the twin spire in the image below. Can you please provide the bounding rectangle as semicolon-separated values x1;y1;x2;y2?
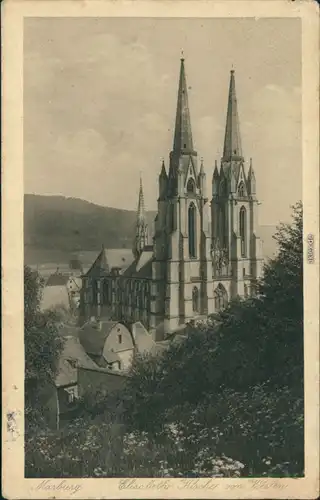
133;59;246;256
172;58;243;163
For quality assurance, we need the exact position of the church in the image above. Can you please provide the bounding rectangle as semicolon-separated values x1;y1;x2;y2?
79;58;264;341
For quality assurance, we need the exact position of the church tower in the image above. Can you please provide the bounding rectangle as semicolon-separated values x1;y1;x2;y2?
211;70;263;305
151;57;213;338
133;175;149;260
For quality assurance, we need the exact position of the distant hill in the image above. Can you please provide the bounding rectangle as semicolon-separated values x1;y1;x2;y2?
24;194;278;266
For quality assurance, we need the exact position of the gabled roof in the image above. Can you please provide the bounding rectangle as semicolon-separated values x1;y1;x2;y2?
79;320;134;356
130;321;157;354
55;336;98;387
79;320;117;355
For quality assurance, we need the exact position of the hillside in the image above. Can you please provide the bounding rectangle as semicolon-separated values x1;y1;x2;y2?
24;194;277;265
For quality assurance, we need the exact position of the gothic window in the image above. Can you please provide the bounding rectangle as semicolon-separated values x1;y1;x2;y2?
187;178;196;194
239;206;247;257
192;287;199;313
214;284;228;312
238;181;245;198
188;203;197;258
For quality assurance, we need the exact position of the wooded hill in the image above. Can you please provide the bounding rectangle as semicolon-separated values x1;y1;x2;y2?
24;194;277;264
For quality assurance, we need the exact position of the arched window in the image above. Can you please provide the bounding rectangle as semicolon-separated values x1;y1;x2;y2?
192;287;199;313
238;181;245;198
187;178;196;194
214;284;228;312
188;203;197;258
239;206;247;257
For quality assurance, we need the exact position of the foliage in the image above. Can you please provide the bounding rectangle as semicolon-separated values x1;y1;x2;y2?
24;265;64;430
25;413;245;479
123;202;304;476
25;203;304;478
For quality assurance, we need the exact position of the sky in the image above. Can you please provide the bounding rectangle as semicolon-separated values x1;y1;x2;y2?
24;17;301;226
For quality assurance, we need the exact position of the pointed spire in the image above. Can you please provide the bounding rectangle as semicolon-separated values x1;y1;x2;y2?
133;175;148;259
137;173;146;222
172;57;195;155
222;69;243;162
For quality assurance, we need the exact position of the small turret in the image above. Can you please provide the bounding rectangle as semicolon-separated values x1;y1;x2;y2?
212;160;220;196
198;157;206;197
248;158;256;195
159;159;168;200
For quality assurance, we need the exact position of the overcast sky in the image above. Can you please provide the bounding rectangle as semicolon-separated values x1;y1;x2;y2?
24;17;301;226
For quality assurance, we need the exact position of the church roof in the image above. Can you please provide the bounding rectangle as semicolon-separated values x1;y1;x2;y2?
85;246;110;277
122;248;153;278
222;70;243;162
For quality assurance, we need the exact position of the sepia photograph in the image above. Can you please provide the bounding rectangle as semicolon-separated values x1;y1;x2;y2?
2;1;319;498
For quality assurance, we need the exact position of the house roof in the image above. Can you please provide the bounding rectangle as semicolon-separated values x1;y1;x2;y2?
79;320;117;355
130;321;157;354
46;273;70;286
55;336;98;387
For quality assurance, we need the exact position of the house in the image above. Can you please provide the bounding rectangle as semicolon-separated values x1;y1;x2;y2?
79;320;135;372
40;335;99;429
40;271;82;313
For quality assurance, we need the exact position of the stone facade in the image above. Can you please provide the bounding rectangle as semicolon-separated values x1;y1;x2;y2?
80;59;263;341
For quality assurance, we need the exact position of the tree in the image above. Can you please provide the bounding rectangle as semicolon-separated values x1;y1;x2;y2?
123;203;304;476
24;266;64;430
